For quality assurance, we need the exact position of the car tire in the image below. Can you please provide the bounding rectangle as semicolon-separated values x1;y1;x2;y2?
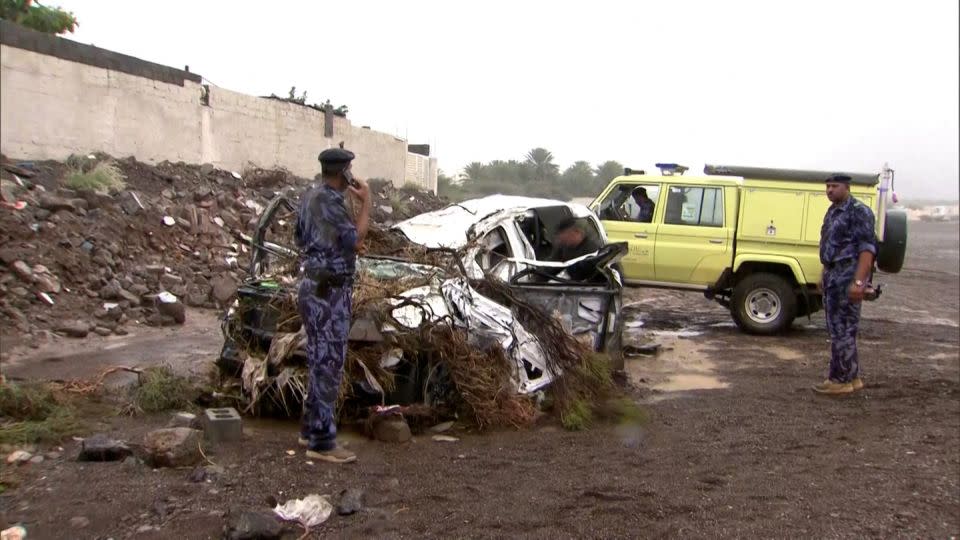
877;210;908;273
731;272;797;335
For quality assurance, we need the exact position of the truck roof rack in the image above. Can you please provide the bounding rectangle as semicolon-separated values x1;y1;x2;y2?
704;164;879;186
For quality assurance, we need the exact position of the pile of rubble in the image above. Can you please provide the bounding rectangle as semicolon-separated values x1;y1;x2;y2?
0;154;445;344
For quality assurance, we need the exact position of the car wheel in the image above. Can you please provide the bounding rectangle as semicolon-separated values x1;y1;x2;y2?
731;272;797;335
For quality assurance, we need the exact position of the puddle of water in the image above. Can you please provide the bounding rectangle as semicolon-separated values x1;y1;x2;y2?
653;374;730;392
626;332;729;400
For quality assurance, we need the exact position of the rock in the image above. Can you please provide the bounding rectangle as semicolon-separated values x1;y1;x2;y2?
210;274;238;305
130;283;150;297
78;434;132;462
118;288;141;306
56;321;90;338
32;271;61;294
224;510;283;540
45;451;61;460
371;416;412;444
429;421;455;433
0;249;17;265
199;163;215;176
118;191;145;215
34;208;52;220
431;435;460;443
6;450;32;465
161;189;174;199
155;297;186;324
136;524;156;533
160;273;183;289
69;198;89;210
187;464;224;483
168;412;201;429
93;326;113;337
99;280;123;300
378;205;394;215
11;260;32;281
185;291;208;308
38;194;77;212
337;488;365;516
143;428;202;467
28;455;44;464
69;516;90;529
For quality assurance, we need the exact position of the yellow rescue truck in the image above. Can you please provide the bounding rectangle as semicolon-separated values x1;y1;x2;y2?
591;163;907;334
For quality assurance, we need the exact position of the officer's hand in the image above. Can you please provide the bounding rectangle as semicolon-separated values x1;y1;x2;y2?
848;283;865;303
347;177;370;204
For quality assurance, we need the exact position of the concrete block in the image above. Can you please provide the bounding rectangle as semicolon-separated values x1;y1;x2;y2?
204;407;242;443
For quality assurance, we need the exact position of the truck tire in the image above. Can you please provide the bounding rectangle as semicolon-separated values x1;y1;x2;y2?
877;210;907;273
731;273;797;335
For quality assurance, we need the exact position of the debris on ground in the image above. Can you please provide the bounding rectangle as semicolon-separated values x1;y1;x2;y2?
0;153;445;342
273;494;333;531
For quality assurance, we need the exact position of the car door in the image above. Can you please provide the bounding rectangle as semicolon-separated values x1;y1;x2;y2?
592;182;662;281
654;184;733;286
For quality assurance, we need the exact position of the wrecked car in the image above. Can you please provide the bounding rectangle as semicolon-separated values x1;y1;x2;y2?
217;193;626;416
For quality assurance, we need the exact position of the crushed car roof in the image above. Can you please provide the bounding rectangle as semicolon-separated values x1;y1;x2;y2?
392;194;597;249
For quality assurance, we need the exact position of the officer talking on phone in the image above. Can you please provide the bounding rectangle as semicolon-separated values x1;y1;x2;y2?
294;147;371;463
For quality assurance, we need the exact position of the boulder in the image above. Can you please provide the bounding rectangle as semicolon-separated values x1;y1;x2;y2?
143;427;202;467
56;321;90;338
371;416;412;444
77;434;132;462
224;511;282;540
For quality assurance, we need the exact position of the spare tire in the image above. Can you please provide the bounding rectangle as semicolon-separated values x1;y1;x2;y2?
877;210;907;273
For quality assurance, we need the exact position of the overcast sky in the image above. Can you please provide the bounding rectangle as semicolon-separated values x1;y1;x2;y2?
55;0;959;199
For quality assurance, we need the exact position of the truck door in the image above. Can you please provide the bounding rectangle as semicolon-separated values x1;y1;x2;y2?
592;182;662;281
654;185;733;285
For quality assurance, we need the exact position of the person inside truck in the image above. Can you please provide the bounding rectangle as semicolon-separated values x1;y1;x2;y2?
542;217;604;281
629;187;656;223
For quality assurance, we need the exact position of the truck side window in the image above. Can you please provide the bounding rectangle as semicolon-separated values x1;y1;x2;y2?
664;186;723;227
598;184;660;222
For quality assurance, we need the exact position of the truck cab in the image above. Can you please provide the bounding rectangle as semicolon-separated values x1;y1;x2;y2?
592;164;907;334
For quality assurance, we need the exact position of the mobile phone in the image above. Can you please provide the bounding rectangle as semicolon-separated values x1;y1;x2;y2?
343;169;359;188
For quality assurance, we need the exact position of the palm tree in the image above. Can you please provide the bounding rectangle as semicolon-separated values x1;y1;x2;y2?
463;162;486;183
525;148;559;183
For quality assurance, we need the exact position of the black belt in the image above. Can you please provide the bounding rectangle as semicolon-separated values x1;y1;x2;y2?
304;268;354;288
824;258;855;270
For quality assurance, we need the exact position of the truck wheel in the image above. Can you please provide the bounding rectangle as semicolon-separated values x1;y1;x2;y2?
731;273;797;335
877;210;908;273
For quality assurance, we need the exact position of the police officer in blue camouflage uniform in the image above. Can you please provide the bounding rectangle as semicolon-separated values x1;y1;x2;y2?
814;173;876;395
295;147;370;462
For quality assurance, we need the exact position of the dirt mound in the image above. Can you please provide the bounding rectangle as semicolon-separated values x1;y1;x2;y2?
0;154;447;345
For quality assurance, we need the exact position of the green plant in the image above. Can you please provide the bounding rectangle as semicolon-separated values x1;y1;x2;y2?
129;366;194;414
0;381;83;444
0;0;77;34
65;160;125;193
560;398;593;431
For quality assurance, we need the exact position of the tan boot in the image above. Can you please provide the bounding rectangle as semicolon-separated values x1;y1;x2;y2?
812;379;854;395
851;377;864;391
306;445;357;464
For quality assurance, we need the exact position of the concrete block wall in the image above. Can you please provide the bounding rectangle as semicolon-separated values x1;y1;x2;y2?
0;23;417;186
1;44;203;164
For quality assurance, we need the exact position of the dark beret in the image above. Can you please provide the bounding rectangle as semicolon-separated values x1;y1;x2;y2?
825;173;852;183
318;147;355;164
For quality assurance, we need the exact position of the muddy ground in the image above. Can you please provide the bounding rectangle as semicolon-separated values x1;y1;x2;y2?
1;220;958;539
